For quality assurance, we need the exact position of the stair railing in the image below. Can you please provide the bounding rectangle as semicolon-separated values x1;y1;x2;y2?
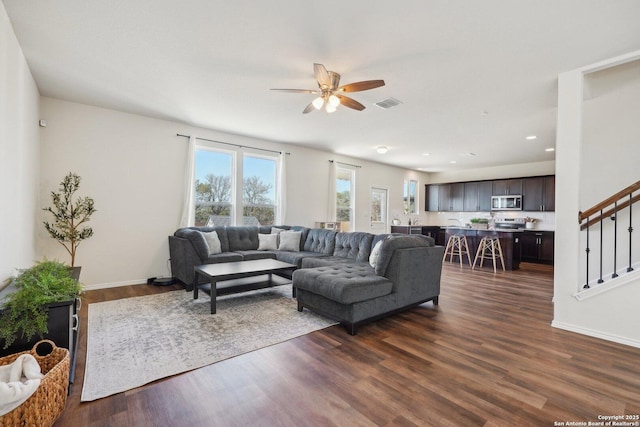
578;180;640;289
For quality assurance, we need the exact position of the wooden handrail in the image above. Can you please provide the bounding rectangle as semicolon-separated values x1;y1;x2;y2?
578;180;640;223
580;193;640;230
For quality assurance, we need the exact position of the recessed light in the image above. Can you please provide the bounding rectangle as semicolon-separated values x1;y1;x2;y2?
376;146;388;154
450;160;457;164
545;148;555;152
526;135;537;140
422;153;431;156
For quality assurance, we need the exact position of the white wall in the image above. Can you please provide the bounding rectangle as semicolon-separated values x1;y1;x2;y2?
553;51;640;348
39;97;429;288
0;3;40;283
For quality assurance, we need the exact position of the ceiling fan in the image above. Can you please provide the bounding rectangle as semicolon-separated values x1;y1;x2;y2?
271;63;385;114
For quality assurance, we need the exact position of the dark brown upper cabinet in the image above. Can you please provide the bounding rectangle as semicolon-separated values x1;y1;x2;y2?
492;179;523;196
523;175;555;212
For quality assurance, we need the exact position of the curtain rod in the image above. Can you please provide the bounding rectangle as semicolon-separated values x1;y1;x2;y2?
176;133;289;155
329;160;361;169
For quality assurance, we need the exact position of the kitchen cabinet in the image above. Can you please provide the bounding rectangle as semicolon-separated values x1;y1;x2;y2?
520;231;554;264
492;179;523;196
438;183;464;211
523;176;555;212
463;181;493;212
391;225;423;235
425;184;440;211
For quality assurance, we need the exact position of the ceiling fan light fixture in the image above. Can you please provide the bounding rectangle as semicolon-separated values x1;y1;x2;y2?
376;145;388;154
312;96;325;110
325;103;337;113
328;94;340;108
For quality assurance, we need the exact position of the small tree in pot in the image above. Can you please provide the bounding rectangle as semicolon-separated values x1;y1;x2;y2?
43;172;96;268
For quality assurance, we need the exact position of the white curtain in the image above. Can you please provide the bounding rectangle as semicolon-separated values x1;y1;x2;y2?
276;152;287;225
327;161;337;221
178;136;197;227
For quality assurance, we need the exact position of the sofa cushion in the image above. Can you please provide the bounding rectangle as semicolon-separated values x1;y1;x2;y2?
202;231;222;255
203;252;243;264
234;250;277;261
333;232;374;261
369;240;383;268
275;251;326;267
258;233;278;250
301;256;363;268
293;264;393;304
303;228;337;254
375;235;434;276
227;226;260;251
278;231;301;251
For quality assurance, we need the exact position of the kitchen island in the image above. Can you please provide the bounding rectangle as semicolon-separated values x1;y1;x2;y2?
443;227;522;270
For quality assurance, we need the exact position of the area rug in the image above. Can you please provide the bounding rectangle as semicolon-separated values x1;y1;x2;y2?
81;284;336;401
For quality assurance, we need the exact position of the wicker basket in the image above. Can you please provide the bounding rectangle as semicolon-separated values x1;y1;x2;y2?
0;340;69;427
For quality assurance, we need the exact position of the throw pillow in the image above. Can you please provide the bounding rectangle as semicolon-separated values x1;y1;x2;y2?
257;233;278;251
369;240;383;268
271;227;286;234
278;231;301;252
202;231;222;255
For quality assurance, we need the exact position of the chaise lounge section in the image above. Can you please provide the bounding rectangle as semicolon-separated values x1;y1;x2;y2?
293;235;444;335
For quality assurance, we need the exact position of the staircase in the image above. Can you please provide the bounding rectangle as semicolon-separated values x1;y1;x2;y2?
575;180;640;300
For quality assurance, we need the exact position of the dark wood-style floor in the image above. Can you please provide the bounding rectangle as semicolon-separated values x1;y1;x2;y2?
54;263;640;426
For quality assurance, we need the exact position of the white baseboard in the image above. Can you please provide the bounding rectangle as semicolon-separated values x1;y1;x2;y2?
83;279;148;291
551;321;640;349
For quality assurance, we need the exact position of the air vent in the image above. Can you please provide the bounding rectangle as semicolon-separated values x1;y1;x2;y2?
374;97;402;109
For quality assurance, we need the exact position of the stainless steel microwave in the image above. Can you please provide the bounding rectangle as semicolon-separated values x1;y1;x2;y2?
491;195;522;211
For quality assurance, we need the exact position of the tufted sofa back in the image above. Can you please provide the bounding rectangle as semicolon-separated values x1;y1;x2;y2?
303;228;337;254
333;232;374;262
226;226;260;251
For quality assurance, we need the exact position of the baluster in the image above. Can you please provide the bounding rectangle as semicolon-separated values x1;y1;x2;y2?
598;209;604;284
629;192;634;273
584;220;590;289
612;201;618;279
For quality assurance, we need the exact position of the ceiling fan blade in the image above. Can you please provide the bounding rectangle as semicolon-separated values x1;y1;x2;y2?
314;63;331;89
302;102;316;114
336;94;366;111
338;80;385;93
270;88;319;94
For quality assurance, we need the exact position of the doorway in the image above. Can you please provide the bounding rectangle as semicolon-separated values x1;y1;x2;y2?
370;186;388;234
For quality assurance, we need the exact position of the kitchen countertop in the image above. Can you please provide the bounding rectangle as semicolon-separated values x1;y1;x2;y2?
440;226;555;233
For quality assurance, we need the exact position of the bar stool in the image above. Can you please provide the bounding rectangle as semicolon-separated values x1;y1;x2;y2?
473;234;505;273
443;234;472;267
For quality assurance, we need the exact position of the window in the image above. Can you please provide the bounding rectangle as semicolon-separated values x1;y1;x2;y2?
243;154;277;226
404;179;418;215
336;166;355;231
194;148;234;226
194;147;278;226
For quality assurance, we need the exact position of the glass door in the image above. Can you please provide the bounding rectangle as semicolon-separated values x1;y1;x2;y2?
370;187;388;234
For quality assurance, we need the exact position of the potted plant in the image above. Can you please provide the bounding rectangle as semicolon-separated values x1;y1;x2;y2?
43;172;96;274
470;218;489;230
0;260;82;349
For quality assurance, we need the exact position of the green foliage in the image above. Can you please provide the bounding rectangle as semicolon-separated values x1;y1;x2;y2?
43;172;96;267
470;218;489;224
0;260;82;349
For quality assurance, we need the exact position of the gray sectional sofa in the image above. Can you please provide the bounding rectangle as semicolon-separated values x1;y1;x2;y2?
168;225;444;334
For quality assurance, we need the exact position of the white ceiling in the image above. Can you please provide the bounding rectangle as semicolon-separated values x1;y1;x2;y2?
4;0;640;172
